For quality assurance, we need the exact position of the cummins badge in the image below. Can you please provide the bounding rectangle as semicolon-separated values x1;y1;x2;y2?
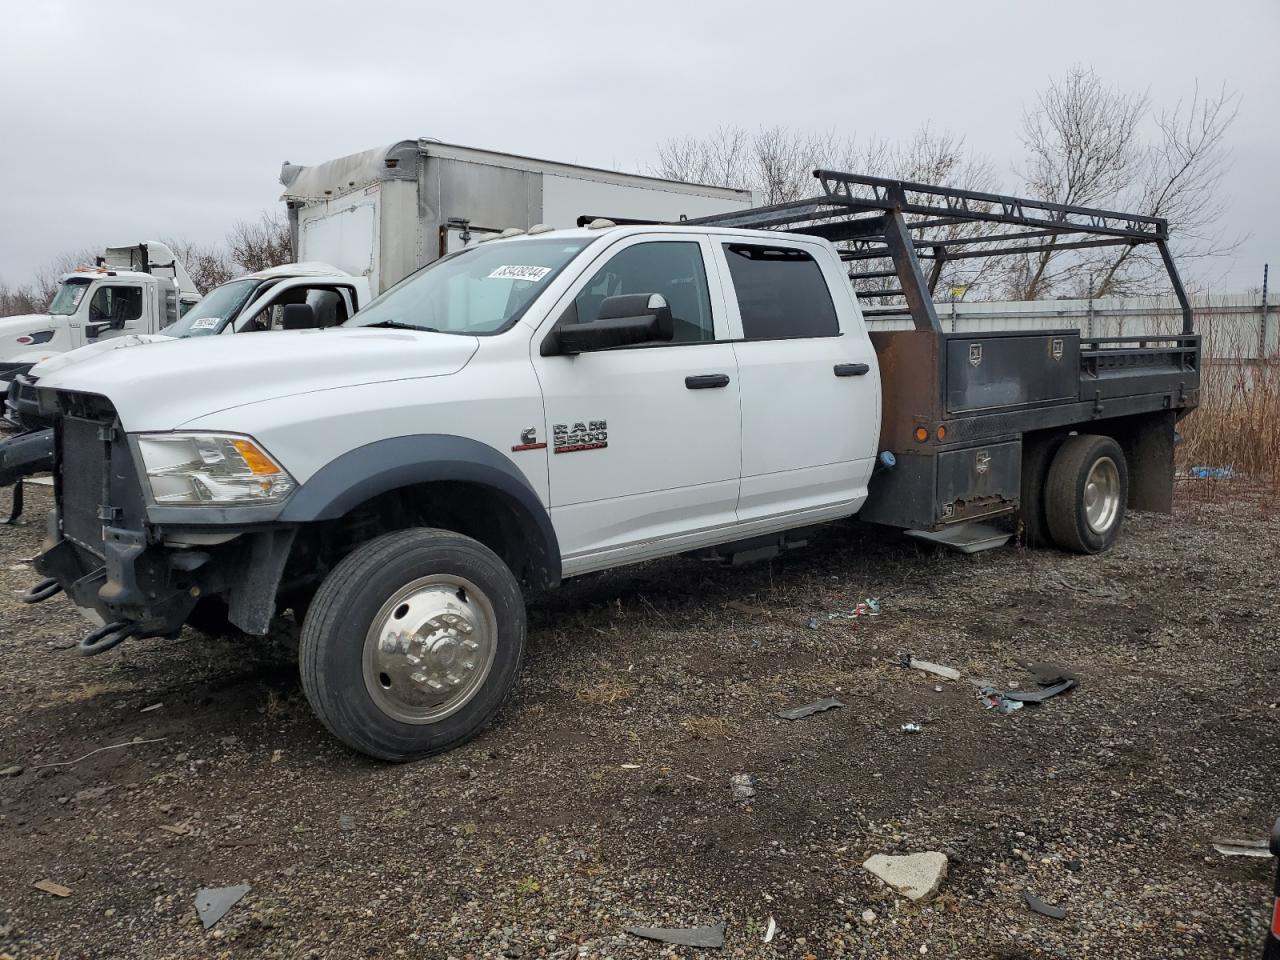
969;343;982;367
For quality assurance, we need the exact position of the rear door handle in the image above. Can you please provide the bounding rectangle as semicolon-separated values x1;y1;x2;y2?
685;374;731;390
834;363;870;377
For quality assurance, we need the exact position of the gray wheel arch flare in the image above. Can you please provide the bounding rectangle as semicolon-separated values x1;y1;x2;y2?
279;434;561;588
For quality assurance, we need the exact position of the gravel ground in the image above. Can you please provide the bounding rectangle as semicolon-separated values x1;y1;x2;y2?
0;482;1276;959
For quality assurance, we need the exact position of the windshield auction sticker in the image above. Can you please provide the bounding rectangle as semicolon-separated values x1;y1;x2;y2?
487;265;552;283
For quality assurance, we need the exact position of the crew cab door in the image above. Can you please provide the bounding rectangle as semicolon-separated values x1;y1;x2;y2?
532;235;740;570
713;238;880;522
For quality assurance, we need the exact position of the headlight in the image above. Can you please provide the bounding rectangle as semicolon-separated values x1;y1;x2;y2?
135;433;296;505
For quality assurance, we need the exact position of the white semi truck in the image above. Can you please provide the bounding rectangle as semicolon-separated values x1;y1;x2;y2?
281;139;757;295
22;171;1200;762
0;242;201;383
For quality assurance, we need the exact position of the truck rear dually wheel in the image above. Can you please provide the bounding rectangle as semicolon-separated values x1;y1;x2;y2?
299;528;525;761
1044;434;1128;554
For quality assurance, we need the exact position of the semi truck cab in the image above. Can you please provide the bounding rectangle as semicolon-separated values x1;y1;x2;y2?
0;242;200;383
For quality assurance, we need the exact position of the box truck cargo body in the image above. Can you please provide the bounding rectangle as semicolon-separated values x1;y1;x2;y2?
280;140;757;295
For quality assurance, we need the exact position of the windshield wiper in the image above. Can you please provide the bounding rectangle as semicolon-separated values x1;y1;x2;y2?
360;320;440;332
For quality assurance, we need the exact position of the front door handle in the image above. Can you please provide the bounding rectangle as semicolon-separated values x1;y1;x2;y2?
685;374;731;390
834;363;870;377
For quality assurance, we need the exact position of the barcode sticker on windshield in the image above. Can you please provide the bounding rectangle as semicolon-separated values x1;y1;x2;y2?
189;317;219;330
487;265;552;283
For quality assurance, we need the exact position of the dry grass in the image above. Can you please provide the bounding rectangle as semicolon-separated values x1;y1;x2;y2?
574;677;634;706
1178;327;1280;493
682;716;734;740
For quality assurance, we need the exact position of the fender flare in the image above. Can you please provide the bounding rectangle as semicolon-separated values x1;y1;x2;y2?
278;434;560;587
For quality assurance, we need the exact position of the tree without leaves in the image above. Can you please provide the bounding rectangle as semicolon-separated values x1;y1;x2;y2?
1012;67;1240;299
227;212;293;274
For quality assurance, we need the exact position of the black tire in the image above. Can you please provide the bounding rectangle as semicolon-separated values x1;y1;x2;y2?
299;528;525;761
1019;433;1066;548
1044;434;1129;554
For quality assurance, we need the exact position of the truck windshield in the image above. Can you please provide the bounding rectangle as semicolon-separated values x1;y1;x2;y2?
166;278;261;337
48;278;92;315
348;238;593;335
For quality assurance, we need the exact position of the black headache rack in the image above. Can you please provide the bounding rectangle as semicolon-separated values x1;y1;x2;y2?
661;171;1200;531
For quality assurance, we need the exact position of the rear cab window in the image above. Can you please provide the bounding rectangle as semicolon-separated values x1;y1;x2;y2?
721;243;839;340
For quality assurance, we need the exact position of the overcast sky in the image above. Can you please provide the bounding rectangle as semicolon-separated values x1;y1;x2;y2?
2;0;1276;291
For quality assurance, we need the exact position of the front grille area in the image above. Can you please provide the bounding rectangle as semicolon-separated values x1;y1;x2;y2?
59;416;110;555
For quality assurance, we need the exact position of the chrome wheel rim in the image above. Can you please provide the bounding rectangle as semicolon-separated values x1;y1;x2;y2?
1084;456;1121;534
362;574;497;725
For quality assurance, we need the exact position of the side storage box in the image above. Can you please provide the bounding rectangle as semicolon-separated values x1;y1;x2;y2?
936;440;1021;523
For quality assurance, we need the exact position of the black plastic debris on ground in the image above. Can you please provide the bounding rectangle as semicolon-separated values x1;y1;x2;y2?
624;923;726;948
195;884;251;929
1023;890;1067;920
1015;659;1078;686
1004;678;1077;703
775;697;845;720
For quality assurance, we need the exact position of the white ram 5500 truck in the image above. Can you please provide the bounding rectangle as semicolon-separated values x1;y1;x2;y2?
23;173;1201;760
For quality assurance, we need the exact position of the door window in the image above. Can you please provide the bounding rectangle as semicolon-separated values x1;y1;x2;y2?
722;244;838;340
572;241;714;344
87;285;143;329
240;286;351;332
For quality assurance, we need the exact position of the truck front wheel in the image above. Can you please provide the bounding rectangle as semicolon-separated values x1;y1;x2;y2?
299;528;525;761
1044;434;1129;554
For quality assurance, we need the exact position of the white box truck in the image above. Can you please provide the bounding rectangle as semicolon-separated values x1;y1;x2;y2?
280;139;757;296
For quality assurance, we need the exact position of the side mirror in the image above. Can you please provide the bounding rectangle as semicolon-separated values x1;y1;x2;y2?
552;294;673;355
281;303;318;330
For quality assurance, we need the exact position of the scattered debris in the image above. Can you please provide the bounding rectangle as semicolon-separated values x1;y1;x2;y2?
194;884;251;929
0;765;22;777
620;763;642;770
33;737;167;770
156;823;189;836
861;908;877;924
862;852;948;901
896;654;961;682
1022;890;1067;919
810;598;881;629
1212;838;1272;858
776;696;845;721
763;916;777;943
1003;678;1076;703
338;814;355;833
624;923;725;949
977;687;1024;714
730;773;757;801
1187;466;1238;479
139;702;163;713
33;879;72;898
901;722;923;734
270;749;283;763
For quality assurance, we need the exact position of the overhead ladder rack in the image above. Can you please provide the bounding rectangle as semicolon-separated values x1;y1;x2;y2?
675;170;1194;336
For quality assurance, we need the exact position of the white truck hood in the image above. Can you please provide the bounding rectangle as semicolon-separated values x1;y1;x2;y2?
29;334;174;379
36;327;479;431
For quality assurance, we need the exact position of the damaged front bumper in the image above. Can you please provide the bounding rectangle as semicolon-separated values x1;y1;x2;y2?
28;394;298;653
33;511;297;652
